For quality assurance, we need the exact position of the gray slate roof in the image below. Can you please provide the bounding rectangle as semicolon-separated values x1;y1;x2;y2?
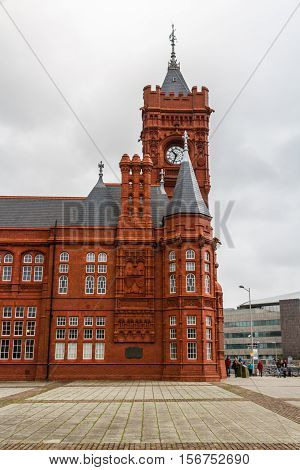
0;185;170;229
161;65;190;96
166;146;210;218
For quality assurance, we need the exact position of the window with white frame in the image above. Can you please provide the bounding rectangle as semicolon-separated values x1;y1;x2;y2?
96;329;105;340
98;264;107;273
34;266;43;282
2;266;12;281
204;275;210;294
169;251;176;261
60;252;69;262
12;339;22;359
187;315;196;325
206;328;212;340
206;342;212;360
68;329;78;340
186;262;195;271
26;321;36;336
170;343;177;360
69;316;78;326
206;316;212;327
25;339;34;359
59;263;69;273
22;266;32;281
170;328;176;339
86;264;95;273
15;306;24;318
27;307;36;318
95;342;105;360
83;343;92;359
56;329;66;340
58;275;68;294
170;316;176;326
86;252;95;262
3;306;12;318
55;343;65;360
84;329;93;340
4;253;13;264
204;263;210;273
85;276;94;294
0;339;9;359
97;276;106;294
57;317;66;326
187;328;196;339
14;321;23;336
98;252;107;263
1;321;11;336
169;274;176;293
186;249;195;260
204;251;210;262
35;254;44;264
84;317;93;326
169;263;176;272
187;342;197;359
23;254;32;264
186;273;196;292
67;343;77;360
96;316;105;326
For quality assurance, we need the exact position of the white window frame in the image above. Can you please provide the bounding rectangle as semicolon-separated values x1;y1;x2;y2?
4;253;13;264
97;276;106;294
96;329;105;340
83;343;92;360
204;274;211;294
86;264;95;273
67;343;77;360
170;343;177;360
95;342;105;360
169;251;176;261
34;266;43;282
187;342;197;360
85;276;94;294
169;263;176;272
69;316;78;326
204;251;210;262
186;262;195;272
170;316;176;326
60;252;69;262
55;343;65;360
23;254;32;264
12;339;22;359
2;266;12;281
186;273;196;292
68;329;78;340
187;315;196;325
86;252;95;262
169;274;176;294
96;316;105;326
3;306;12;318
58;275;68;294
25;339;34;359
0;339;9;359
84;329;93;340
84;316;93;326
26;321;36;336
187;328;196;339
186;249;195;260
206;342;212;360
22;265;32;281
59;264;69;273
98;264;107;273
15;306;24;318
170;328;176;339
27;307;36;318
57;316;66;326
98;252;107;263
56;329;66;340
2;321;11;336
35;254;44;264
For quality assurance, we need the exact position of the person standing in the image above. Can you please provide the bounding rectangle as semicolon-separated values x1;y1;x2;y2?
248;362;253;377
232;357;239;378
257;360;263;377
225;356;231;377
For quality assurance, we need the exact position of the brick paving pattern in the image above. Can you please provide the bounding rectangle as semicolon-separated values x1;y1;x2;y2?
0;378;299;450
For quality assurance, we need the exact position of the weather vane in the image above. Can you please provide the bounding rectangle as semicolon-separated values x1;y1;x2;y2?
98;161;104;178
169;24;178;67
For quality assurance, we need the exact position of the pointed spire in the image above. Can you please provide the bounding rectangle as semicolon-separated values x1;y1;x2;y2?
169;24;178;68
161;25;190;96
166;131;210;218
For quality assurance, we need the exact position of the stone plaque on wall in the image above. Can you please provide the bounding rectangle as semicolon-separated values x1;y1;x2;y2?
125;346;143;359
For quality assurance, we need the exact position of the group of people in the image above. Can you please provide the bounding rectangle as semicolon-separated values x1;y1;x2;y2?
225;356;264;377
276;359;288;377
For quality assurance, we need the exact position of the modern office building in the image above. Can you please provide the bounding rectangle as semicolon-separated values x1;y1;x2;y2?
224;292;300;361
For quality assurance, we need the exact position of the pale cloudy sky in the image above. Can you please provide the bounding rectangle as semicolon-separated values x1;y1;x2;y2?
0;0;300;307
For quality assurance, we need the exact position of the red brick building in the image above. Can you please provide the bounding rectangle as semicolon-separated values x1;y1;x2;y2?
0;30;226;381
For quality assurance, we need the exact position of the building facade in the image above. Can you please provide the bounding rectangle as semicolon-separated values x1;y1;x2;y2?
0;31;226;381
224;292;300;361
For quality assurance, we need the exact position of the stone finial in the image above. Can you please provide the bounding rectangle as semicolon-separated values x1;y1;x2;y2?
98;161;104;178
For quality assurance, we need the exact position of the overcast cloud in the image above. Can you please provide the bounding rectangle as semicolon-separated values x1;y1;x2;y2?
0;0;299;307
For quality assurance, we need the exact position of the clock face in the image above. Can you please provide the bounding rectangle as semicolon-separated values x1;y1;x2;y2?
166;145;183;165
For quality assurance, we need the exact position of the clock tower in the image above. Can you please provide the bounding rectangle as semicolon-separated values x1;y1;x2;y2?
141;25;213;205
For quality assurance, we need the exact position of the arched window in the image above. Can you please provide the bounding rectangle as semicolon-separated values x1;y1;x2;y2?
186;273;196;292
169;251;176;261
4;253;13;264
35;254;44;264
86;252;95;262
98;252;107;263
60;252;69;262
204;251;210;262
85;276;94;294
23;254;32;263
186;249;195;260
97;276;106;294
58;275;68;294
205;275;211;294
170;274;176;294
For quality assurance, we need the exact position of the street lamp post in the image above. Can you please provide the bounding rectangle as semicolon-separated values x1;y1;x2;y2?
239;285;254;369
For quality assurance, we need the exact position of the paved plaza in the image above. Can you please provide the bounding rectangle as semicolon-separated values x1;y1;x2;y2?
0;378;299;449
